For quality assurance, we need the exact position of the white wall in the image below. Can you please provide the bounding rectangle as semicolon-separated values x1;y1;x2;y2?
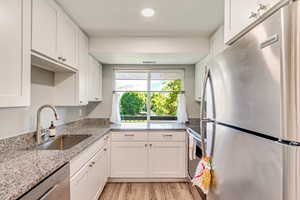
0;67;86;139
87;64;200;119
89;36;210;64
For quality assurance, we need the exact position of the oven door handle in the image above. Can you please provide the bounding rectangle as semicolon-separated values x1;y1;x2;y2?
187;128;203;143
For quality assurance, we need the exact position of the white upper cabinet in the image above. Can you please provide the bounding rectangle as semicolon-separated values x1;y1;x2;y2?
88;56;102;102
210;26;228;57
0;0;31;107
32;0;59;60
224;0;258;44
32;0;78;70
224;0;283;44
77;31;89;105
58;13;78;69
194;56;209;102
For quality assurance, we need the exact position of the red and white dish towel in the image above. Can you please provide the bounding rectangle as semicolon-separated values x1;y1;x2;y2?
192;156;212;194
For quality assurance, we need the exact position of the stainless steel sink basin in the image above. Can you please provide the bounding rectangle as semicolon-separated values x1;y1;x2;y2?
37;135;91;150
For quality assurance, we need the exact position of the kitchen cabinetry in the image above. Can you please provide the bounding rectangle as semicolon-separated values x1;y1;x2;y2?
32;0;59;61
194;57;208;102
210;26;227;57
54;29;89;106
0;0;31;107
224;0;284;44
110;131;186;178
88;56;103;102
58;13;78;68
70;135;109;200
149;142;185;178
111;142;148;177
77;31;89;105
32;0;78;70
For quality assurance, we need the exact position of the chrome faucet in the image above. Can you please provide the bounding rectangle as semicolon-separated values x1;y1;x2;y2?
36;104;59;145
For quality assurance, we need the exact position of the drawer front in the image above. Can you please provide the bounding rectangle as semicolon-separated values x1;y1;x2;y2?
111;131;147;141
70;135;109;177
148;131;186;142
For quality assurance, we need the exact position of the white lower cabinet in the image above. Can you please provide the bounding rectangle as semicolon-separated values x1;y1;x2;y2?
110;131;186;178
111;142;148;177
89;147;108;200
70;136;109;200
149;142;186;178
70;163;91;200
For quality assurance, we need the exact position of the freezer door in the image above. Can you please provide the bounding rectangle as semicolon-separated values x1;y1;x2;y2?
207;124;283;200
208;6;283;138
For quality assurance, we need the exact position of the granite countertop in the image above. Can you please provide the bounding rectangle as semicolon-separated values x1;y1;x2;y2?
0;125;110;200
110;122;187;131
0;121;189;200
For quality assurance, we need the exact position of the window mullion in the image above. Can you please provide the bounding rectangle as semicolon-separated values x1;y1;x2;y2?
146;72;151;122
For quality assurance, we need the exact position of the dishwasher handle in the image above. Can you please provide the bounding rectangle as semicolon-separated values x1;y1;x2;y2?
39;185;58;200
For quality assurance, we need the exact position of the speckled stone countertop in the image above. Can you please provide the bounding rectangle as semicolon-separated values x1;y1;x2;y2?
0;123;110;200
110;122;187;131
0;120;190;200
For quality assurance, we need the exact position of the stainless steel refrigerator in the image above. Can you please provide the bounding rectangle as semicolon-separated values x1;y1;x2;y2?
199;1;300;199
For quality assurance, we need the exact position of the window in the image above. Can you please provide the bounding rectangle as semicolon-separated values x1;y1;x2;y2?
114;70;184;123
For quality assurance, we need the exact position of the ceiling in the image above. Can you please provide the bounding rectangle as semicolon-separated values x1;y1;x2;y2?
56;0;224;37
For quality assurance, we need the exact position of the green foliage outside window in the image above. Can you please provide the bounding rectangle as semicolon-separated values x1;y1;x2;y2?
151;80;181;116
120;92;146;115
119;80;181;117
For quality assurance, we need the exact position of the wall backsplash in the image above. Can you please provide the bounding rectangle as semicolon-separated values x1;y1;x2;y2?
0;66;87;139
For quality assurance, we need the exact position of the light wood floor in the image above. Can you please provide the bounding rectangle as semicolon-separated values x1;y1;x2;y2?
99;182;203;200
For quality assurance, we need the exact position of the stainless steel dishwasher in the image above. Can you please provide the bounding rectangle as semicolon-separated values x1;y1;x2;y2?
19;163;70;200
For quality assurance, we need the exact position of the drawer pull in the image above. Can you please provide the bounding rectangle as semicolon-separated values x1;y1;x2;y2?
163;134;173;137
124;134;135;137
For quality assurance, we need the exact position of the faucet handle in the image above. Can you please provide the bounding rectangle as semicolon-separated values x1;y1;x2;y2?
40;128;49;136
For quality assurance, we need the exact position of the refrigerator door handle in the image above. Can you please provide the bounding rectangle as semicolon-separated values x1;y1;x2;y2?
199;69;211;157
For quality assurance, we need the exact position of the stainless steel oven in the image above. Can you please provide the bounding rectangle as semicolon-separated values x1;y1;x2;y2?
187;128;203;179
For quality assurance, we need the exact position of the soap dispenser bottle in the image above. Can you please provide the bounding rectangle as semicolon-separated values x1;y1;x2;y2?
49;121;56;137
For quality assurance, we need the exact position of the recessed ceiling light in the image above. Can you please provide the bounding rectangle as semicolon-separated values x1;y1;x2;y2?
141;8;155;17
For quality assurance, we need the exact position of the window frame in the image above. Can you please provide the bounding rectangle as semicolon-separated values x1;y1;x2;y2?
114;69;185;123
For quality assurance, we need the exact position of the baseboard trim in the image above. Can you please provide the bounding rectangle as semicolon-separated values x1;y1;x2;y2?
108;177;188;183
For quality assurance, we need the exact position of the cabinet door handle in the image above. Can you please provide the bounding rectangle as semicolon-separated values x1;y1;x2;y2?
149;144;152;148
248;11;258;19
257;3;267;12
104;148;107;151
124;134;135;137
163;134;173;137
62;58;66;62
145;144;148;147
58;56;63;60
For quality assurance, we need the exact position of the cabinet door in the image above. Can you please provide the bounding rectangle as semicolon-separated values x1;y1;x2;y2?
77;31;89;105
148;142;186;178
89;148;107;200
210;26;227;57
70;163;92;200
0;0;31;107
194;61;207;102
111;142;148;177
88;56;102;102
32;0;58;60
59;13;78;69
224;0;258;44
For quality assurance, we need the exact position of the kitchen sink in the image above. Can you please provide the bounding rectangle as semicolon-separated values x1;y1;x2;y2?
37;135;91;150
